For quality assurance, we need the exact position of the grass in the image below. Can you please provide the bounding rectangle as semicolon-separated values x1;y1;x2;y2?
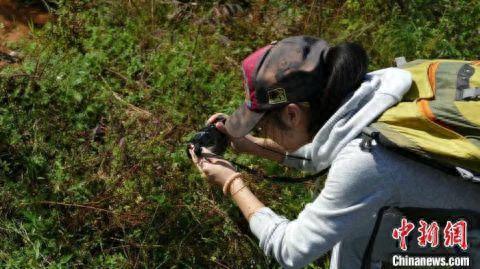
0;0;479;268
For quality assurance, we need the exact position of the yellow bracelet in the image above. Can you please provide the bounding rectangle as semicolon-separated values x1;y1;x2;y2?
222;172;242;195
230;183;247;197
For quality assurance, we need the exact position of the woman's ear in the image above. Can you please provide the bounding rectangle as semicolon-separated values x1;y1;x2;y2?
282;103;302;128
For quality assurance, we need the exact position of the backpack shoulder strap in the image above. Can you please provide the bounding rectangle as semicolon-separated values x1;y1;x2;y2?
361;206;390;269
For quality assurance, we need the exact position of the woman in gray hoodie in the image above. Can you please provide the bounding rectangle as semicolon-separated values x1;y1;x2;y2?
189;36;480;269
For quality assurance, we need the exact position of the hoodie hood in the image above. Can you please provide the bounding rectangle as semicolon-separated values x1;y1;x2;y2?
283;67;412;173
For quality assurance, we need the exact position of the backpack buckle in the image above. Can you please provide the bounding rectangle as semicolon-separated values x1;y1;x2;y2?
360;127;380;152
459;88;480;100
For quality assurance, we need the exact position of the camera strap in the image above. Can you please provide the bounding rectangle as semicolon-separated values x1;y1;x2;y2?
230;159;328;183
200;151;328;183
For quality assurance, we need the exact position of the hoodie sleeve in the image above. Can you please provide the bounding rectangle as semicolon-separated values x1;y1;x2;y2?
281;67;412;173
249;139;394;268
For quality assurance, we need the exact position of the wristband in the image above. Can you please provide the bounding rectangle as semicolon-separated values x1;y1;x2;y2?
222;172;242;195
230;183;247;197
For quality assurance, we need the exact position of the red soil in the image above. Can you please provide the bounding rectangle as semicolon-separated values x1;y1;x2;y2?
0;0;50;67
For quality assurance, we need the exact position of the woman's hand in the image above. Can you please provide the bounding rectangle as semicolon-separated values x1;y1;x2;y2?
206;113;285;163
207;113;259;154
189;147;238;188
189;146;265;221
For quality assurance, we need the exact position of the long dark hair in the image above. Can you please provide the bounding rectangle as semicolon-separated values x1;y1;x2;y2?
260;42;368;136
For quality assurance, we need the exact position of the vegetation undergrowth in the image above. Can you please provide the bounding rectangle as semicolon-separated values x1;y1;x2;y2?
0;0;478;268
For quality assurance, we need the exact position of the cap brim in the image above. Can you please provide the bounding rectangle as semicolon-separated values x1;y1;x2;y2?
225;104;265;138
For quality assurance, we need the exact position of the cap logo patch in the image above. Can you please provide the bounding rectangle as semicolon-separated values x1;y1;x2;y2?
267;88;287;104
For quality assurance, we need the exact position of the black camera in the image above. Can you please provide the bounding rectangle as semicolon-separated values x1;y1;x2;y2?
187;118;228;158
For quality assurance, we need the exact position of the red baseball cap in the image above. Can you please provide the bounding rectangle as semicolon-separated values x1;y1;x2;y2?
225;36;330;138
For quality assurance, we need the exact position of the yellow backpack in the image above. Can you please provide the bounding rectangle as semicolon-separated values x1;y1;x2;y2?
363;59;480;176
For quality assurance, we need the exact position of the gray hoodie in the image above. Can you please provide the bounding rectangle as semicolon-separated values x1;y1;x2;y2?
248;68;480;269
283;67;412;173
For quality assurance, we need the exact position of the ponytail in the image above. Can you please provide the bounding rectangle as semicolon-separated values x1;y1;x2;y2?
308;42;368;134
